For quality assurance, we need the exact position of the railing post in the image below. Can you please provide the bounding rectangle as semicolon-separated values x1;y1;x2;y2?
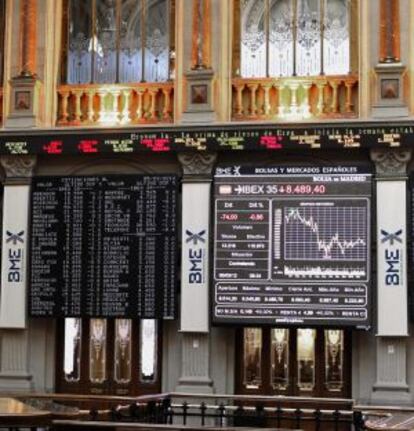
345;79;355;114
162;87;172;120
333;409;340;431
316;81;326;116
121;89;131;124
73;90;83;124
353;410;365;431
182;401;188;426
136;88;145;121
200;401;206;426
314;408;322;431
97;90;107;123
247;83;258;117
86;89;95;123
218;402;225;427
234;83;244;117
162;397;171;425
330;79;340;114
295;408;302;430
262;83;272;117
59;89;70;125
275;404;282;428
301;81;312;118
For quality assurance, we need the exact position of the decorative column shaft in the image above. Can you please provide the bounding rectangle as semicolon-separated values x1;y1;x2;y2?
370;149;411;403
379;0;400;63
177;152;216;393
20;0;37;76
191;0;211;69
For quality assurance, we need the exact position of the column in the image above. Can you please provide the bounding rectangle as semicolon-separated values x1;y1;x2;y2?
177;152;216;393
371;149;411;403
191;0;211;70
6;0;42;127
379;0;400;63
182;0;215;123
372;0;408;117
0;155;36;391
20;0;37;76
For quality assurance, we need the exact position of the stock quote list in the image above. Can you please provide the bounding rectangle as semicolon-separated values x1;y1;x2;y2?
29;175;177;319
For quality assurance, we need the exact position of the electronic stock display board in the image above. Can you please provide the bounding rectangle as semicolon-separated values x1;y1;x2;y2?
29;175;178;319
213;166;372;327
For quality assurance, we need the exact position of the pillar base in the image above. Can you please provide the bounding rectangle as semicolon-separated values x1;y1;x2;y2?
372;63;409;119
371;385;411;405
5;75;42;129
0;372;33;391
176;376;214;394
181;68;216;124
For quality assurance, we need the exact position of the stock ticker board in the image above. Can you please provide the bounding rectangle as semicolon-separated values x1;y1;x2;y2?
29;175;178;319
213;165;372;327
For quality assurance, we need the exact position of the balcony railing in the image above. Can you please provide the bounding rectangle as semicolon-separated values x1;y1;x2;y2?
232;75;358;121
57;82;174;126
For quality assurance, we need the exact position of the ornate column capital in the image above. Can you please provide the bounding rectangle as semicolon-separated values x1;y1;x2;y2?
370;149;411;178
0;156;37;184
178;152;217;180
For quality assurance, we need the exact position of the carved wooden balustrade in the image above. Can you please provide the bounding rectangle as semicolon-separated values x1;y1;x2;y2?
232;75;358;121
57;82;174;126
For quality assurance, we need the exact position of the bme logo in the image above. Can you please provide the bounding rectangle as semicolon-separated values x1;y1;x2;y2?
381;229;402;286
186;230;206;284
6;230;24;283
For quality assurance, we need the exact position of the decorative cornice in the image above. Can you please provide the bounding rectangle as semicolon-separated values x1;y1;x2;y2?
370;149;411;177
178;152;217;178
0;156;37;182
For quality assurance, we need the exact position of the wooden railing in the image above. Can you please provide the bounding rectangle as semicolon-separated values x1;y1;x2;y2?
232;75;358;121
57;82;174;126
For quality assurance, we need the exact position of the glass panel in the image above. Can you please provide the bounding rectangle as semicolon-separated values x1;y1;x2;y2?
114;319;132;384
269;0;294;77
140;319;157;383
296;0;321;76
297;328;316;391
145;0;170;82
243;328;262;389
240;0;266;78
94;0;118;83
323;0;350;75
270;328;289;390
119;0;143;82
67;0;93;84
325;329;344;391
64;318;81;382
89;319;107;384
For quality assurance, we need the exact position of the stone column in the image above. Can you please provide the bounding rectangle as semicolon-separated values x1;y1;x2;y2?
176;152;216;393
6;0;42;128
0;156;36;391
371;149;411;403
182;0;215;123
372;0;408;117
20;0;37;76
379;0;400;63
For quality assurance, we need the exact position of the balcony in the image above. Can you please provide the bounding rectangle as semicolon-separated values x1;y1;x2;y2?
56;82;174;127
231;75;358;121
